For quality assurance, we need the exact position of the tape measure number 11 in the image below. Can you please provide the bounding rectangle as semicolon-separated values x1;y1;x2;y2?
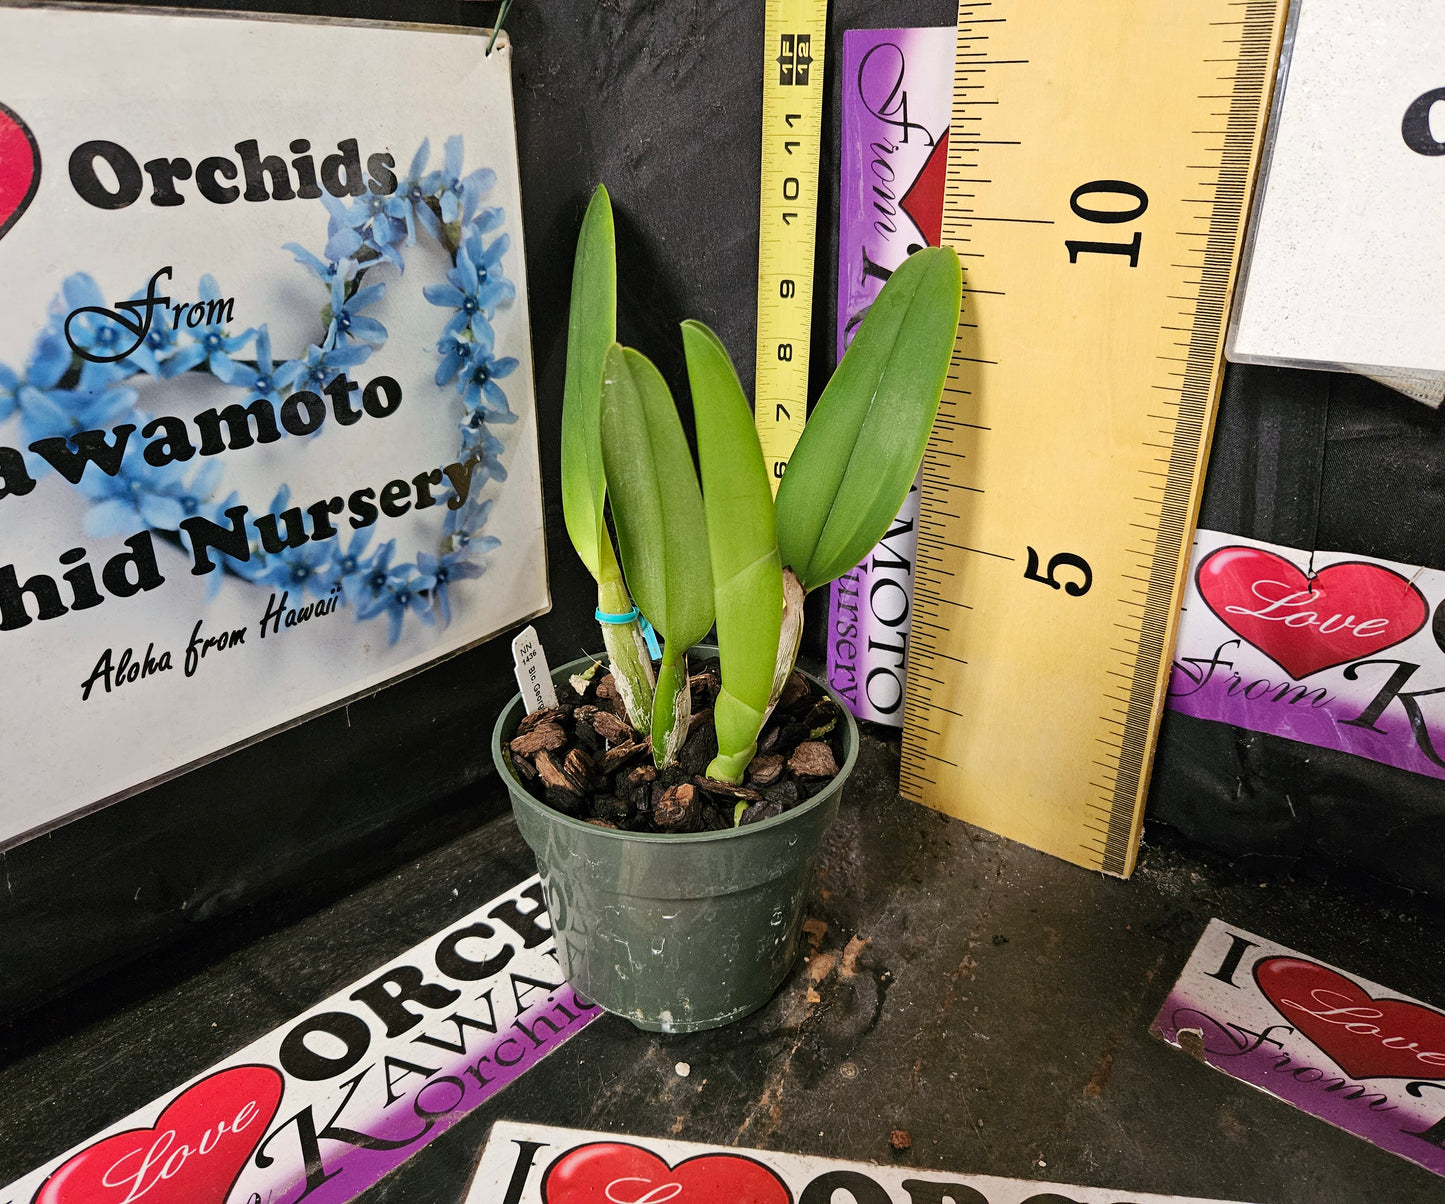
755;0;828;494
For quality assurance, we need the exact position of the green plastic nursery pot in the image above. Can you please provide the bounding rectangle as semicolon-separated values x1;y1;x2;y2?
492;648;857;1033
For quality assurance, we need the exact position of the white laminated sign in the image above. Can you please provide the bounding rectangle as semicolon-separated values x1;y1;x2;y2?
0;6;548;845
1228;0;1445;400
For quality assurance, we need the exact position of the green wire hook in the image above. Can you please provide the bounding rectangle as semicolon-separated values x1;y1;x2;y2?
485;0;514;55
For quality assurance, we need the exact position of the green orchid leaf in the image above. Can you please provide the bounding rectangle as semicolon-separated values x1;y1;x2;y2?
600;343;715;765
682;320;784;783
560;184;616;581
599;343;715;651
775;245;962;593
557;186;655;733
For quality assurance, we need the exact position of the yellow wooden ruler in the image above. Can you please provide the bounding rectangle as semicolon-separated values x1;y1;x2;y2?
900;0;1288;875
755;0;828;494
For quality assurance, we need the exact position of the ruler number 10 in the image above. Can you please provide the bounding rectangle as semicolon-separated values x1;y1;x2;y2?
1065;179;1148;268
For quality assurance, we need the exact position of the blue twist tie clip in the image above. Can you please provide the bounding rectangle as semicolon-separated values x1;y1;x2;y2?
595;606;661;660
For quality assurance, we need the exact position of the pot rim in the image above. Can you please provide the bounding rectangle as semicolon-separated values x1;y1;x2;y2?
491;643;859;846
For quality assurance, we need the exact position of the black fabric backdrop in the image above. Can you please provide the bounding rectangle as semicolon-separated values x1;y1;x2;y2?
0;0;1439;1027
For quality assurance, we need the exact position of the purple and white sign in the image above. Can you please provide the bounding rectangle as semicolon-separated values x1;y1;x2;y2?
468;1121;1261;1204
0;877;598;1204
827;26;952;726
1153;919;1445;1178
1168;529;1445;781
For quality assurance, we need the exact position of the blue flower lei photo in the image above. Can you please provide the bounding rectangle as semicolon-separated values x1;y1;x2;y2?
0;135;517;644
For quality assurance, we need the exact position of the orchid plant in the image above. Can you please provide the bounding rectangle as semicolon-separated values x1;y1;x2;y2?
561;185;962;786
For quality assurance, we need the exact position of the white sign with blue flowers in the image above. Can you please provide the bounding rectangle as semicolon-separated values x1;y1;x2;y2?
0;6;548;846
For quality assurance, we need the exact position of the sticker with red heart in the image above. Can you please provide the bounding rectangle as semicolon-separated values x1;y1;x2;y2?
0;101;41;244
32;1063;284;1204
1255;956;1445;1081
1195;546;1427;678
543;1141;793;1204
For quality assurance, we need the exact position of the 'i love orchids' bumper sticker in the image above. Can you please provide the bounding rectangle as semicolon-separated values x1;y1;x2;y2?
1152;918;1445;1178
468;1121;1261;1204
1;878;598;1204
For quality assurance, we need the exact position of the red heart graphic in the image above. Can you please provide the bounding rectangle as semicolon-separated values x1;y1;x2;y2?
1255;957;1445;1081
901;128;949;248
0;101;41;244
32;1064;284;1204
1195;546;1426;678
543;1142;793;1204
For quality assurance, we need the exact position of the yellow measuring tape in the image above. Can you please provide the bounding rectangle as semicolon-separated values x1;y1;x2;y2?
754;0;828;495
900;0;1288;875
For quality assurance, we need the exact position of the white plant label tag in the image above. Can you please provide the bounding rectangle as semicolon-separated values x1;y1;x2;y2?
512;624;556;714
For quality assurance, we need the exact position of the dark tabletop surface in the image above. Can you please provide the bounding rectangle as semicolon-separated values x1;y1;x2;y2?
2;727;1442;1203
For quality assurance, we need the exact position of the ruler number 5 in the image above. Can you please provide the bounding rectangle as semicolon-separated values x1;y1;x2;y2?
1024;547;1093;597
1065;180;1147;268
